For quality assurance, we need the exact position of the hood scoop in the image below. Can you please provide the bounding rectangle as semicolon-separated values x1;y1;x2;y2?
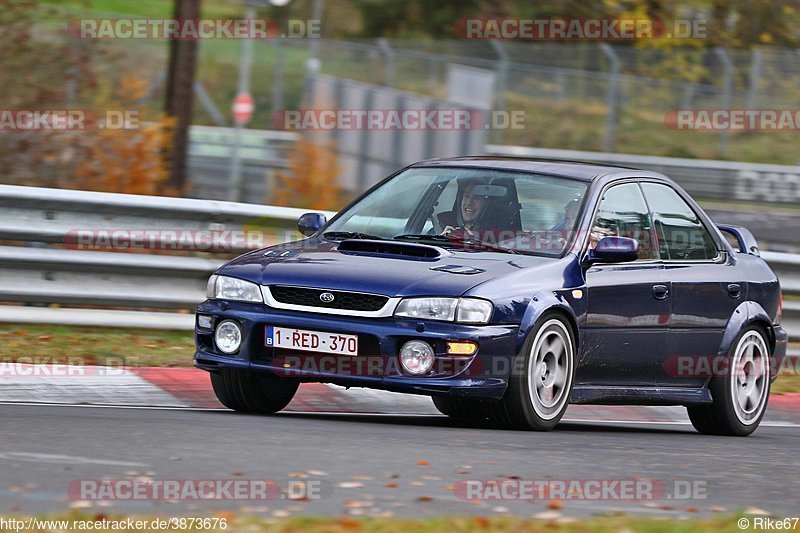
337;239;448;260
430;264;486;275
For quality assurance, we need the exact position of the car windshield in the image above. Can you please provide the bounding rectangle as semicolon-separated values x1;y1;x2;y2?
323;167;589;256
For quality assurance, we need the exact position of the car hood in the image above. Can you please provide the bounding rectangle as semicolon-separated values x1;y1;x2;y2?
217;239;558;298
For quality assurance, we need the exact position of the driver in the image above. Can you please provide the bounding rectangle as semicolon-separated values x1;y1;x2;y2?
441;181;489;237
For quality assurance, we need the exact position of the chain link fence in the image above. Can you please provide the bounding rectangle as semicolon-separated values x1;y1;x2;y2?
6;4;800;196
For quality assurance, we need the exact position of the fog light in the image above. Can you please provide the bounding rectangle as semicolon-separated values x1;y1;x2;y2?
197;314;213;329
399;340;435;375
446;341;477;356
215;320;242;354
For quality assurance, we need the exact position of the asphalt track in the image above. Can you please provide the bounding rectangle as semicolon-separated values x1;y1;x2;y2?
1;403;798;519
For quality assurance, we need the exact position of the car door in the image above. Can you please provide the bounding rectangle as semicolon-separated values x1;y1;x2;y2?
640;182;744;388
580;182;670;387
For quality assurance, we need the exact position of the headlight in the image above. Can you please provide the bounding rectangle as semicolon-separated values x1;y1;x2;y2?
395;298;458;321
207;275;263;303
394;297;493;324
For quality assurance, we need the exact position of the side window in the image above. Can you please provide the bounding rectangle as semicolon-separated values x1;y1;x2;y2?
640;183;718;261
590;183;658;260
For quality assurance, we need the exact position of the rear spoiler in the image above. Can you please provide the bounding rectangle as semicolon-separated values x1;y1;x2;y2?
717;224;760;256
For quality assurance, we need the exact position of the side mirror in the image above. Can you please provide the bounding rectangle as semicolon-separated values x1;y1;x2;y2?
717;224;759;256
586;236;639;264
297;212;327;237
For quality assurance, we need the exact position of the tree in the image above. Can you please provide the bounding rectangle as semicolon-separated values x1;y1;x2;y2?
164;0;202;195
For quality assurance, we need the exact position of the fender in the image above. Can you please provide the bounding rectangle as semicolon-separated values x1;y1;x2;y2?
516;289;580;354
718;300;780;379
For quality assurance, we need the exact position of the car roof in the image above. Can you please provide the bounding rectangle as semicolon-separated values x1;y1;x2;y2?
410;156;667;183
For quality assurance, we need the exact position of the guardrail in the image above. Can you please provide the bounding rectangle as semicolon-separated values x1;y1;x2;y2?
0;184;797;340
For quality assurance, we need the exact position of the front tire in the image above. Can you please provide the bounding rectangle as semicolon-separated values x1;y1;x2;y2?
432;396;492;421
687;326;771;436
494;316;575;431
210;369;299;414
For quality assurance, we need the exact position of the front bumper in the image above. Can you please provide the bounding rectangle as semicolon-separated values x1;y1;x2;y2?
193;300;518;399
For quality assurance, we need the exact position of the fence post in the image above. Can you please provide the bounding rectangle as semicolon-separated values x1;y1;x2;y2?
377;38;396;87
272;37;285;118
746;48;762;110
715;47;733;157
599;43;620;153
228;5;256;202
490;40;509;144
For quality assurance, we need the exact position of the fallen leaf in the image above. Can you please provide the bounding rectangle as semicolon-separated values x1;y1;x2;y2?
417;460;430;466
385;482;398;488
472;517;490;527
547;500;564;510
344;500;374;508
415;496;433;502
338;482;364;489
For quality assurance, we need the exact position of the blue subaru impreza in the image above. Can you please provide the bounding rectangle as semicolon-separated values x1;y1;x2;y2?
195;157;786;435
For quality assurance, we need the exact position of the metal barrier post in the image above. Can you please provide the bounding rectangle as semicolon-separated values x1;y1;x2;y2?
715;47;733;157
600;43;620;153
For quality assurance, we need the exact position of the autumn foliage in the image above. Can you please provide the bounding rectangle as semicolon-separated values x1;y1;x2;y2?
272;138;344;210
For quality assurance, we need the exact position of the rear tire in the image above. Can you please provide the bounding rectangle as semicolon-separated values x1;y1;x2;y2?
211;370;299;414
493;315;575;431
687;325;771;436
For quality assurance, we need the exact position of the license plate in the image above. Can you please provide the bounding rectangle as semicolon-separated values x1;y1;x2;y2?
265;326;358;356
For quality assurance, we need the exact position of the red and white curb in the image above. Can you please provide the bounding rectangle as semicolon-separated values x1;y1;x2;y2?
1;364;799;425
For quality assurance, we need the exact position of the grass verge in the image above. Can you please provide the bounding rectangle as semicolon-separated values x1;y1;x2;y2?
0;323;194;367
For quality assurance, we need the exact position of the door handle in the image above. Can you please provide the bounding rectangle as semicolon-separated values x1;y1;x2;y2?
728;283;742;299
652;284;669;300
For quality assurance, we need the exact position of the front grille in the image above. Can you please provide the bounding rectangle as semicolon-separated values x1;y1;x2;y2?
269;286;388;312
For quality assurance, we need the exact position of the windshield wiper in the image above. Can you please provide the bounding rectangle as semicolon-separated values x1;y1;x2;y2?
322;231;386;241
394;234;519;254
